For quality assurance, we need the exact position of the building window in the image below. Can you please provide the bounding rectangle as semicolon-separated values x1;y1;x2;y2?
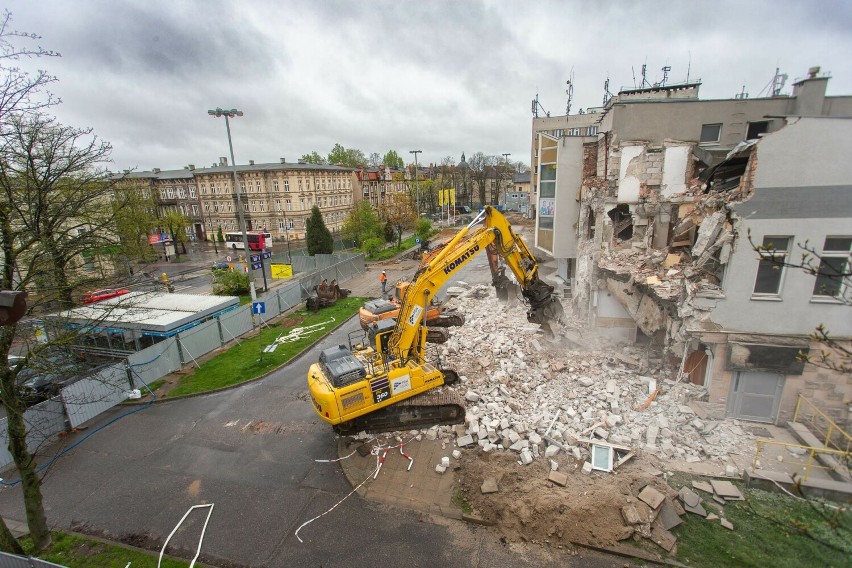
177;186;185;198
284;179;290;192
753;236;791;296
166;187;175;198
568;128;580;136
259;201;265;212
228;202;233;212
300;198;305;210
189;185;197;198
746;121;770;141
812;237;851;300
286;199;292;211
240;182;246;193
278;219;284;231
205;204;210;213
192;204;199;215
298;178;303;191
273;180;279;192
275;199;281;211
587;126;598;136
700;123;722;144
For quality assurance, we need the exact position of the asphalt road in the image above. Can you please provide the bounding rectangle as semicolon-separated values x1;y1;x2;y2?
0;233;627;567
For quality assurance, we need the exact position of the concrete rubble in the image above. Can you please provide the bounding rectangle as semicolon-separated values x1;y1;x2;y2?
424;284;754;468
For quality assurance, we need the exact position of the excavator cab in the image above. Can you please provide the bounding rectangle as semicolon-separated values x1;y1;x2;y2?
367;319;395;360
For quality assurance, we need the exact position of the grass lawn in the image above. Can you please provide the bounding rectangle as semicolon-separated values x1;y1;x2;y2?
367;230;440;261
24;532;191;567
167;297;365;397
666;472;851;568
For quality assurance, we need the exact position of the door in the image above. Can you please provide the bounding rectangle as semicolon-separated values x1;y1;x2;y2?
685;349;709;385
728;371;784;423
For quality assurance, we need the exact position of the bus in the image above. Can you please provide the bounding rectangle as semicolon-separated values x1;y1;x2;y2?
224;231;272;251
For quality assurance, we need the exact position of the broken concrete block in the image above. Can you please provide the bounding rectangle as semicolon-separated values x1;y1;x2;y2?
725;465;739;476
435;464;447;474
545;445;560;458
481;477;499;494
425;428;438;441
594;427;610;440
650;524;677;552
452;449;461;460
692;481;714;494
678;487;701;508
638;485;666;510
711;480;744;500
578;376;594;387
572;447;583;460
452;424;466;437
528;432;542;445
713;495;727;506
686;455;701;463
547;470;568;487
550;459;559;471
509;440;524;451
519;448;533;465
440;456;450;468
581;461;593;475
646;423;659;446
657;500;683;531
621;504;642;525
720;518;734;531
465;390;481;402
456;435;475;448
706;513;719;521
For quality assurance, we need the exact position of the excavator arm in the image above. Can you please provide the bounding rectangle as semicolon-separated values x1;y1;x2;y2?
392;207;563;363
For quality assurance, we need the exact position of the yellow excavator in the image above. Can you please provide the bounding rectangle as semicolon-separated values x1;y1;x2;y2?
307;207;564;434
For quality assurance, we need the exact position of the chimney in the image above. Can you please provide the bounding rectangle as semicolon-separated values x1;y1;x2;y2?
249;159;255;165
188;164;195;171
791;65;829;116
298;159;306;164
153;168;161;173
219;157;228;166
280;157;286;164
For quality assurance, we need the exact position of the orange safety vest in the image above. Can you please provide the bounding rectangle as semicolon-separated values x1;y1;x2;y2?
380;273;387;283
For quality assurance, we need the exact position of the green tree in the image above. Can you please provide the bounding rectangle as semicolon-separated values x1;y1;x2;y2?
341;199;380;247
161;211;190;259
383;221;395;243
299;151;325;164
113;181;158;267
305;205;333;255
216;226;224;242
364;237;384;257
380;192;417;249
382;150;404;169
415;218;432;242
327;143;366;167
212;268;250;295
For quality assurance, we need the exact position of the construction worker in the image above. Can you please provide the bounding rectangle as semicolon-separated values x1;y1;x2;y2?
380;270;387;294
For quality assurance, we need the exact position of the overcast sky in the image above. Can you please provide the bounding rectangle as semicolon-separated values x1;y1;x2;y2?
7;0;852;172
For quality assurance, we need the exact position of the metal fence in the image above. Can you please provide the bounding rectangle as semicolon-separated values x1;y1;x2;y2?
0;551;67;568
0;254;366;472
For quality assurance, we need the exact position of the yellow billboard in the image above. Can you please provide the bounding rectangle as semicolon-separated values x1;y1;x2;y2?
270;263;293;279
438;188;456;206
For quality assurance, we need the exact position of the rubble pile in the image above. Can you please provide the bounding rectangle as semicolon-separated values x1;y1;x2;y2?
437;283;754;467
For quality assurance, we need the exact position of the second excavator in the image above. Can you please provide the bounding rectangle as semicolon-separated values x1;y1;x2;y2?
308;207;564;434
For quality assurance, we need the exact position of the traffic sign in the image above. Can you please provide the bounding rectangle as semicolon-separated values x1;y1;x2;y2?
252;301;266;315
415;238;421;244
251;262;262;270
250;254;260;263
226;255;232;262
262;252;272;259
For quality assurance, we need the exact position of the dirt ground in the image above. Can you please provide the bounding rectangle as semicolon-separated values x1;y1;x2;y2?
457;450;676;550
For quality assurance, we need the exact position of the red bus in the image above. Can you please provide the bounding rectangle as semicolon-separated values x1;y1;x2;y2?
224;231;273;251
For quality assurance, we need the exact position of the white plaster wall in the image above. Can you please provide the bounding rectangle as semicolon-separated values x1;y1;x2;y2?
552;136;584;258
755;118;852;188
661;145;689;197
712;216;852;336
594;288;637;342
617;145;643;203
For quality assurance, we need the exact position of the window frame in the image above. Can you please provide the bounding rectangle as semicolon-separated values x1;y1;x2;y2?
700;123;722;145
811;236;852;302
752;236;791;298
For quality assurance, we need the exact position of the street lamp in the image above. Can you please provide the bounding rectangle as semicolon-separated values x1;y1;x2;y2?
502;153;511;210
208;107;256;298
409;149;422;214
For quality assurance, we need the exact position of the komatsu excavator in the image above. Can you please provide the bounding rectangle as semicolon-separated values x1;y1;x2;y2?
307;207;564;434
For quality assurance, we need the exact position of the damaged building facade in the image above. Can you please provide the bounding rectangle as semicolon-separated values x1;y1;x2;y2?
534;68;852;428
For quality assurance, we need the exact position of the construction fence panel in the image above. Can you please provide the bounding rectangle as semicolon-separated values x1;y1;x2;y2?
219;305;253;342
128;338;181;388
262;294;281;318
276;282;303;314
0;397;68;470
177;320;221;365
63;364;131;429
0;551;68;568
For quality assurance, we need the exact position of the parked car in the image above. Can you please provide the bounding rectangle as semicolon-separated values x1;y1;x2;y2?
82;288;130;304
212;260;231;271
8;348;98;405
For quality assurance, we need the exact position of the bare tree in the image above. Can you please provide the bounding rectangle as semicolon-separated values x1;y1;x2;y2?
468;152;498;207
379;192;417;249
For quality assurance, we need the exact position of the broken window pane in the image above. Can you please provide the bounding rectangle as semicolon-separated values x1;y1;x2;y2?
700;123;722;143
746;121;770;140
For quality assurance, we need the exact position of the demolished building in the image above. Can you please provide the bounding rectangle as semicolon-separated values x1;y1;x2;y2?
534;67;852;428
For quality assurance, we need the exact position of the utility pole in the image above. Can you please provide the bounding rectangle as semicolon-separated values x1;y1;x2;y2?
409;150;422;214
207;212;218;255
208;107;256;300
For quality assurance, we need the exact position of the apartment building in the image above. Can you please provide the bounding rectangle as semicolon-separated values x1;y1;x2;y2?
356;166;407;207
123;159;360;244
534;67;852;427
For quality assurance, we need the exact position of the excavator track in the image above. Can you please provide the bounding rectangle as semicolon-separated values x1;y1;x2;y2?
334;387;466;435
426;327;450;344
430;310;466;328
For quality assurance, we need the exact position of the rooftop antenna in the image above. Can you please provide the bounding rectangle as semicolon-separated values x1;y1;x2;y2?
603;75;612;106
771;67;788;96
631;66;637;88
531;91;550;118
734;85;749;99
641;63;649;88
565;69;574;116
656;65;671;87
686;51;692;83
